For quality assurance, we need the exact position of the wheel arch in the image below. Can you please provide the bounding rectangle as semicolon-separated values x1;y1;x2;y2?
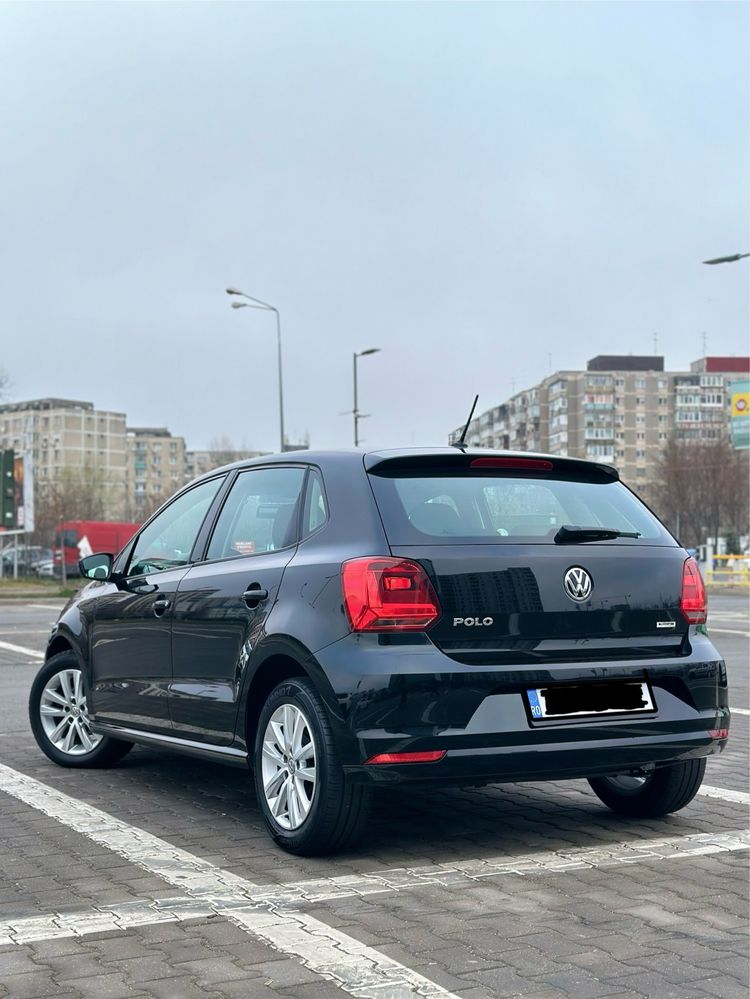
243;653;307;757
46;635;75;661
240;639;352;764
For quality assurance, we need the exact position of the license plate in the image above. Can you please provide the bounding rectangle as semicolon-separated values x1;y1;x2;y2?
526;681;655;720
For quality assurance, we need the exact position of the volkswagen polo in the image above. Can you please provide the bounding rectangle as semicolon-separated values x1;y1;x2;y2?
29;449;729;854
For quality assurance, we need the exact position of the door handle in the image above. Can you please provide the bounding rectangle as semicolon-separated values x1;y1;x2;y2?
153;597;171;617
243;585;269;608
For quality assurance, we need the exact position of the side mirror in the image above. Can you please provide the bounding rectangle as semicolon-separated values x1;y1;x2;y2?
79;553;114;581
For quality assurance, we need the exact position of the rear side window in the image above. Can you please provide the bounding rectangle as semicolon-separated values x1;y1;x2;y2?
302;468;328;538
207;467;306;560
368;472;674;546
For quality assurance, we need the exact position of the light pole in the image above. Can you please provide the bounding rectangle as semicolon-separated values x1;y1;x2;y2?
353;348;380;446
226;287;285;452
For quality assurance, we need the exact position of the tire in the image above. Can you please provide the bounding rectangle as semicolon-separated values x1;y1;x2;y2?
253;677;371;855
588;758;706;818
29;652;133;768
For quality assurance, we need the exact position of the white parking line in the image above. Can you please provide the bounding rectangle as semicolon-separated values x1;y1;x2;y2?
0;640;43;659
0;897;215;946
711;628;750;636
1;827;748;948
698;785;750;805
0;764;748;967
0;629;50;635
731;707;750;717
0;763;459;999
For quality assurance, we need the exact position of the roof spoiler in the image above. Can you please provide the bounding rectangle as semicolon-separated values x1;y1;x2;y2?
364;451;620;482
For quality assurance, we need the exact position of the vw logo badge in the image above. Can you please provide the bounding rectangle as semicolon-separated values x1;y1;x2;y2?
564;566;593;602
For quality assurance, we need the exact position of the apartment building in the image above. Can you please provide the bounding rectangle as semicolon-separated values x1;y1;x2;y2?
126;427;187;520
450;355;750;497
0;398;128;518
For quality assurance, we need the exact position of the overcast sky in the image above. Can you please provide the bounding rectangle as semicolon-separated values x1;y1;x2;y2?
1;1;748;453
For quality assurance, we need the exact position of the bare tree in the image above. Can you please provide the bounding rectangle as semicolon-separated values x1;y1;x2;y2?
208;435;241;467
653;437;749;549
33;462;115;545
134;489;173;521
0;368;10;402
208;435;261;467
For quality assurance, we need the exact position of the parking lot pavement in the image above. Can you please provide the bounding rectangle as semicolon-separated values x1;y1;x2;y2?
0;595;747;998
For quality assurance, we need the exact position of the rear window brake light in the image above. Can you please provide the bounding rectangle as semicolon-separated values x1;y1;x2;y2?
470;457;554;471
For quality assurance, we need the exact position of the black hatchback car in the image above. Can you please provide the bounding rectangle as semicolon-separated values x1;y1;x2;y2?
30;448;729;854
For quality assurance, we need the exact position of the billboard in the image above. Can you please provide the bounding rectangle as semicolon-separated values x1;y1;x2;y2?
14;453;34;532
730;380;750;450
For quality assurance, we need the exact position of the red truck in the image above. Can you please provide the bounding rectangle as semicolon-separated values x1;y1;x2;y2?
54;520;141;576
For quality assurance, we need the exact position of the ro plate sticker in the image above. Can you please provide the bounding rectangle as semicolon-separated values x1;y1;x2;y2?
527;689;543;719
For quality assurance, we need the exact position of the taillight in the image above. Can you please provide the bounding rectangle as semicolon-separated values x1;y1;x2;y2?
342;557;440;631
681;556;707;625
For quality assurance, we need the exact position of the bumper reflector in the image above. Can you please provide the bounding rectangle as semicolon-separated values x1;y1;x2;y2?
708;728;729;740
365;750;447;765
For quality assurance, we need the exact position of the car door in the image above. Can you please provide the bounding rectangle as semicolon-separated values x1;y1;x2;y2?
170;465;307;745
89;475;227;732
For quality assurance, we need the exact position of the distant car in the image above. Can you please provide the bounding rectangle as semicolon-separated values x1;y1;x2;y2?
1;545;50;575
29;449;729;854
32;559;57;578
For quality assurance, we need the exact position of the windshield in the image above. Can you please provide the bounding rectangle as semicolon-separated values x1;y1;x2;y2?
368;472;675;546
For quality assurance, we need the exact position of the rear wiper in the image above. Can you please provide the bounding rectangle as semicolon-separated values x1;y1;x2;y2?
554;524;641;544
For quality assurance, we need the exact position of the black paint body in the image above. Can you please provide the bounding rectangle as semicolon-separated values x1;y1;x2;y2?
45;448;730;785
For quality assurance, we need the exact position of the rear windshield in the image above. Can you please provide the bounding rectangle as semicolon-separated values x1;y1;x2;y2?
368;472;675;546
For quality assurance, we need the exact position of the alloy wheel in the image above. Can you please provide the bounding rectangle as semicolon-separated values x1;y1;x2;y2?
261;703;317;830
39;668;102;756
602;774;649;795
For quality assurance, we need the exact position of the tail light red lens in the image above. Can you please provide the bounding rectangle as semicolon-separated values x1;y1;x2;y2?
681;556;707;625
366;750;446;764
342;557;440;631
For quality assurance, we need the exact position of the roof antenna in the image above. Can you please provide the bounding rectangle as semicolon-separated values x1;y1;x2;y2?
452;394;479;450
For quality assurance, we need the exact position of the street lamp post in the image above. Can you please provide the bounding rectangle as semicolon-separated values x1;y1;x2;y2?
226;288;285;452
353;348;380;447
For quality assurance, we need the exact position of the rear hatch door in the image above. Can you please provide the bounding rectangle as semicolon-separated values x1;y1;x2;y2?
366;452;688;665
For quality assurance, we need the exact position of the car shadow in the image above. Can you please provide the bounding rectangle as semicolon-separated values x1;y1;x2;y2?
107;745;710;870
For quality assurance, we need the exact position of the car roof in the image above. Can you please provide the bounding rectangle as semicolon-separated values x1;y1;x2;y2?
191;446;619;484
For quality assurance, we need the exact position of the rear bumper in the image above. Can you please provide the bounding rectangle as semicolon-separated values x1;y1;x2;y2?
316;631;729;784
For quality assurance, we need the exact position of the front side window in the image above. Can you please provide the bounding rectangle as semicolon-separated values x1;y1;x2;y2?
127;476;224;576
207;467;306;560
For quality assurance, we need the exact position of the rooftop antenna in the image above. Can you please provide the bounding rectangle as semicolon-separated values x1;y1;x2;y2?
701;331;708;355
452;394;479;450
653;331;658;355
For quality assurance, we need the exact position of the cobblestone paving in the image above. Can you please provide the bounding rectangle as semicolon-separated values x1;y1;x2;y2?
0;596;747;997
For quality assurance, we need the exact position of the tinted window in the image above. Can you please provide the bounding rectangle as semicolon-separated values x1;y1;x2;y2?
128;477;224;575
368;473;674;546
303;468;328;537
207;467;306;560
